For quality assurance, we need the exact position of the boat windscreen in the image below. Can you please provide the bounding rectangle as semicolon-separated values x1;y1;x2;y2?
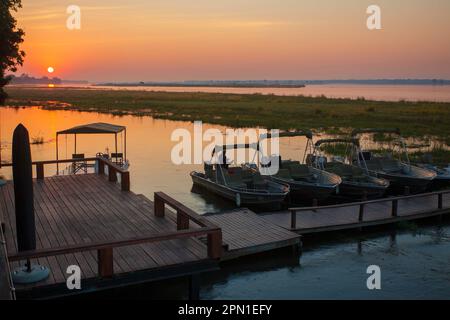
259;130;313;141
314;138;360;147
212;143;259;156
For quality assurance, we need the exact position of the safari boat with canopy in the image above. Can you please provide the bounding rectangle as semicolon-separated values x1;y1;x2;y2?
257;130;341;203
311;138;390;199
190;143;289;207
351;128;436;193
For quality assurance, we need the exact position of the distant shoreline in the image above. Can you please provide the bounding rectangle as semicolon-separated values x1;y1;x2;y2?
4;86;450;140
95;79;450;87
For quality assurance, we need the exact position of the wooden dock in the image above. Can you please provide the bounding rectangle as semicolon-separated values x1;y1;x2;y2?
261;191;450;234
204;209;301;261
2;156;448;300
132;196;301;261
0;157;300;299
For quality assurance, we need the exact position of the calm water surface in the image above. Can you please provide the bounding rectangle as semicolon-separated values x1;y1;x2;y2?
201;224;450;299
1;107;449;299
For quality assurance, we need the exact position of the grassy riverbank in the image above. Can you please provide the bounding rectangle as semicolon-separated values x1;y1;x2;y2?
4;86;450;142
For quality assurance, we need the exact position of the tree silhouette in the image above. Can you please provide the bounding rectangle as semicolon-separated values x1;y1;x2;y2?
0;0;25;102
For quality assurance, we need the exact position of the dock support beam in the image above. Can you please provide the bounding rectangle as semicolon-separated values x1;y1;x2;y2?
98;248;114;278
392;199;398;217
36;163;44;180
177;211;189;230
108;166;117;183
290;210;297;230
207;230;222;259
154;194;165;217
188;274;200;300
358;204;365;222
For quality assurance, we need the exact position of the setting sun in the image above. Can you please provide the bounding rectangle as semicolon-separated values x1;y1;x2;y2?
47;67;54;73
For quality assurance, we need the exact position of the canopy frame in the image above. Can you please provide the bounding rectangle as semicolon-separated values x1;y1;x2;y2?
55;123;127;173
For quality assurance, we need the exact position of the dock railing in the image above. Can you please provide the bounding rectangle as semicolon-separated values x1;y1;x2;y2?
3;157;223;278
154;192;223;259
289;189;450;230
1;157;130;191
8;218;222;278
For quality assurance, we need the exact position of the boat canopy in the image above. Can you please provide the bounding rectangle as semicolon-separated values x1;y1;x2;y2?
212;143;259;156
351;128;401;137
315;138;360;147
57;122;126;135
259;130;313;141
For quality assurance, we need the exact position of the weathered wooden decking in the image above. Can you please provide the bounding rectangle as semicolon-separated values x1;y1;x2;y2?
126;195;300;261
0;174;219;298
205;209;301;261
261;191;450;234
0;163;301;299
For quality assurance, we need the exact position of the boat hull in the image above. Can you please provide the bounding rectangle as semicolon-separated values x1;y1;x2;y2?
373;170;435;194
269;176;337;203
190;172;288;207
337;181;387;199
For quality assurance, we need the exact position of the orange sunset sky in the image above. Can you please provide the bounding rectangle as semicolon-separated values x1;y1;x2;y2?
13;0;450;82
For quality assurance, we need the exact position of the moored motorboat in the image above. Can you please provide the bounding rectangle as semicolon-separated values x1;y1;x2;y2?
190;143;289;207
351;128;436;193
414;163;450;190
312;138;390;199
257;131;341;203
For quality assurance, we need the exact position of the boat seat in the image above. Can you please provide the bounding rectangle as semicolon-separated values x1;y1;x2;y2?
288;164;314;180
251;173;267;189
223;170;247;189
351;166;365;176
326;163;353;177
381;159;402;172
282;160;300;168
276;169;293;180
365;159;383;171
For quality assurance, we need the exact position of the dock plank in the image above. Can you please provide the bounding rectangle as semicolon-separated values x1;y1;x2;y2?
205;209;301;260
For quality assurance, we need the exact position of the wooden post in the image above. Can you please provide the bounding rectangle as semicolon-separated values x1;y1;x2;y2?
188;274;200;300
108;165;117;182
98;248;114;278
177;210;189;230
438;193;443;210
207;230;222;259
358;204;365;222
121;171;130;191
97;159;105;175
290;210;297;230
392;199;398;217
36;163;44;180
12;124;37;253
154;193;165;217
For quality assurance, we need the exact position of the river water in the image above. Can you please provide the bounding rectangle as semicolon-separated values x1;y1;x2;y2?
1;106;449;299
